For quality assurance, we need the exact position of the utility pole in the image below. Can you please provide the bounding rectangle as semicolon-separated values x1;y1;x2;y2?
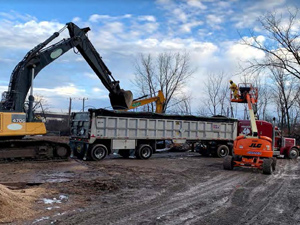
67;97;73;126
80;97;88;112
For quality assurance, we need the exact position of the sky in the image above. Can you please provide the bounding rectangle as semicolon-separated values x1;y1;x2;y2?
0;0;299;114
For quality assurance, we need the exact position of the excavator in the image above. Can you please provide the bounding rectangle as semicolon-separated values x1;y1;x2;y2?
223;83;276;174
0;22;133;160
125;90;165;113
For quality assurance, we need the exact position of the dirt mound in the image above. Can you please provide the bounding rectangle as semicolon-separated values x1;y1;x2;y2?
0;184;40;223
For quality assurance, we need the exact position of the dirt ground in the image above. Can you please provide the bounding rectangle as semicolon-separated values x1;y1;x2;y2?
0;151;300;225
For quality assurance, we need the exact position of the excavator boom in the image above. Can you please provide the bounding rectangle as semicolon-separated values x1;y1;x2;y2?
1;22;132;113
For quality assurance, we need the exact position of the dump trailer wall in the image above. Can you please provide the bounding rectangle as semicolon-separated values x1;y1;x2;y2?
91;115;238;143
86;109;238;145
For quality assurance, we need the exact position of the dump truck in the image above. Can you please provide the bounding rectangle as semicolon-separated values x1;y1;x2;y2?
69;109;238;160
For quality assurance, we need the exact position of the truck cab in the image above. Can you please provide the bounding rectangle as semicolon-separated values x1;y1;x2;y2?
238;120;299;159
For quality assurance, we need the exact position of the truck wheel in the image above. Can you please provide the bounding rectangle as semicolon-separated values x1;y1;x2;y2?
119;150;130;158
287;148;299;159
217;145;230;158
136;145;152;160
90;144;108;161
223;156;233;170
263;158;273;175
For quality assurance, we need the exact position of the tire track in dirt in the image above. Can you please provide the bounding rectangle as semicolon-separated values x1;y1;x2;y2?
108;171;255;225
237;159;300;225
199;159;300;225
36;156;300;225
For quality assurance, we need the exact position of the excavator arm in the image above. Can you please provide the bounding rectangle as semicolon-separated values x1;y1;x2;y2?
126;90;165;113
0;22;132;119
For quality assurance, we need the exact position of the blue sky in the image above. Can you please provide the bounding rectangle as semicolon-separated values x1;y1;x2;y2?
0;0;299;113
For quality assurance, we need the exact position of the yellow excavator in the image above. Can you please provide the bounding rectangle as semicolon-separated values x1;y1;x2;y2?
126;90;165;113
0;22;132;160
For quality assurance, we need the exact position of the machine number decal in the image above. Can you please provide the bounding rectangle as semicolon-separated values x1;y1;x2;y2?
11;114;26;123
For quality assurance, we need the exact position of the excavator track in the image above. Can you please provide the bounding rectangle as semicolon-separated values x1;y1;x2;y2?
0;139;70;161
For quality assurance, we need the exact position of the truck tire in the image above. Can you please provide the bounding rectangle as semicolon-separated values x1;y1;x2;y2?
217;145;230;158
135;144;152;160
90;144;108;161
263;158;273;175
119;150;130;158
223;156;233;170
287;147;299;159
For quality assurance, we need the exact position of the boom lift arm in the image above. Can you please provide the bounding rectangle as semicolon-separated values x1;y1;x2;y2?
223;83;275;174
1;22;132;121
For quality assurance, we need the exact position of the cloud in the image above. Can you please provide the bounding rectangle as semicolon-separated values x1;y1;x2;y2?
0;20;66;49
225;38;266;61
138;15;156;22
206;14;223;29
187;0;207;10
180;21;203;33
89;14;132;23
35;84;86;97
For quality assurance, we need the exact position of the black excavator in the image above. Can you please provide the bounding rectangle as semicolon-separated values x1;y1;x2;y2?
0;22;133;160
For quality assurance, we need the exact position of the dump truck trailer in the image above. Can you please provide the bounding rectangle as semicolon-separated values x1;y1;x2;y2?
69;109;238;160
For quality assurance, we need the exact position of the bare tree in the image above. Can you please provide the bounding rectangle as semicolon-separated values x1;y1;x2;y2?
242;8;300;80
269;67;300;135
170;92;192;115
133;52;194;113
202;72;229;116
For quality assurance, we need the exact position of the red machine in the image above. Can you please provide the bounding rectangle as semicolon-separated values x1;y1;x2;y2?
238;120;299;159
224;83;277;174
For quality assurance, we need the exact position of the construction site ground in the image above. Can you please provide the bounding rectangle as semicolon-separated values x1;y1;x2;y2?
0;150;300;225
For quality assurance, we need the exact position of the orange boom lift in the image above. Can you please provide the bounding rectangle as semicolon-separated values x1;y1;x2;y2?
223;83;276;174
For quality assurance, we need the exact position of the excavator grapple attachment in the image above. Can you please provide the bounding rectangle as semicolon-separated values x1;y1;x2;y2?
109;90;133;110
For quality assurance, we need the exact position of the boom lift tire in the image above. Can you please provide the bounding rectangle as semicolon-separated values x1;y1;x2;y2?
287;147;299;159
217;145;230;158
90;144;108;161
233;154;242;161
272;157;277;171
119;150;130;158
135;144;152;160
223;155;234;170
262;158;273;175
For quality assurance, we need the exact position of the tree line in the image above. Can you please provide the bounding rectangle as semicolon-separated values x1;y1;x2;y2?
132;7;300;138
